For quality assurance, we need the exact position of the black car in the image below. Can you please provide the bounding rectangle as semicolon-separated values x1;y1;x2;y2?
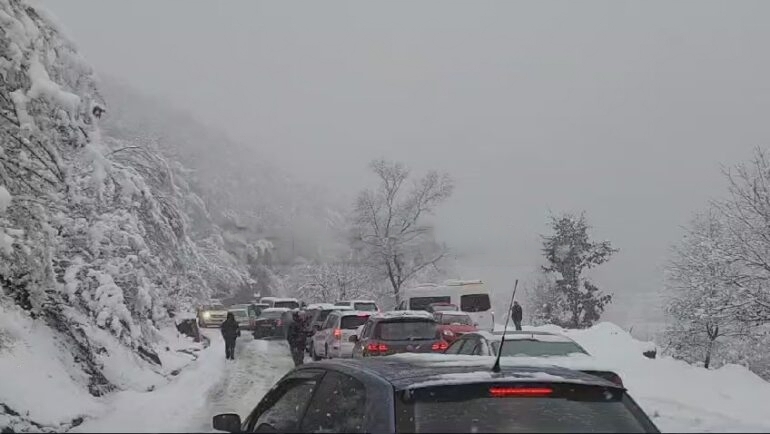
212;357;660;433
252;308;291;339
350;311;448;358
446;330;625;386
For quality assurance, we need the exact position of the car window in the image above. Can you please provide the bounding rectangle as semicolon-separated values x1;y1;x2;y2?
359;321;373;339
247;378;319;432
353;302;378;311
493;340;588;357
409;296;451;311
315;310;333;324
322;314;337;330
275;301;300;309
396;384;653;433
457;338;478;355
301;371;367;433
445;338;466;355
260;311;283;319
460;294;491;312
375;320;437;341
340;315;370;329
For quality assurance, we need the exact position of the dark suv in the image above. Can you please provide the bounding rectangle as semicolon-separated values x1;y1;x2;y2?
212;357;660;433
350;311;448;357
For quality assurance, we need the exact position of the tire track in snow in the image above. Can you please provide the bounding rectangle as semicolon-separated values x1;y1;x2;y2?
189;332;296;432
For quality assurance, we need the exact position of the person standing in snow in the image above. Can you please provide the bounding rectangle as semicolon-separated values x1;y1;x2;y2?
220;312;241;360
511;300;523;331
286;311;307;367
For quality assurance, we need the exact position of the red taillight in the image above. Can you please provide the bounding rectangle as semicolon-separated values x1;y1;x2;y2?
334;328;342;339
431;341;449;351
367;342;389;353
489;387;553;397
357;314;370;318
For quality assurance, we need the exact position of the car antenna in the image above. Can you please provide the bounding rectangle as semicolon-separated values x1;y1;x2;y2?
492;279;518;373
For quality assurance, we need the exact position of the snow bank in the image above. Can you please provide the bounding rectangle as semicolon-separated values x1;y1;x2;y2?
0;304;100;429
0;186;10;214
523;322;770;432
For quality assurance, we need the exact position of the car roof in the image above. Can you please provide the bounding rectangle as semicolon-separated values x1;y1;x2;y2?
306;303;336;310
341;299;377;303
272;298;299;302
472;330;579;343
333;310;375;317
262;307;291;312
371;310;435;321
228;307;248;311
311;356;618;390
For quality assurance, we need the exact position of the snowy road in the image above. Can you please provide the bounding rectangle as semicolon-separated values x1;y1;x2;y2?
73;330;295;433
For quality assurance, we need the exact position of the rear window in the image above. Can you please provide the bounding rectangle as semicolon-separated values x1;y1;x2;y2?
460;294;491;312
376;320;437;341
396;383;654;433
335;302;350;306
341;315;370;329
494;340;588;357
274;301;300;309
230;310;248;318
260;311;284;319
438;314;473;325
409;296;451;311
353;302;378;311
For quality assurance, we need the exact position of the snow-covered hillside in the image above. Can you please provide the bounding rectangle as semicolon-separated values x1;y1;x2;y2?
0;0;254;430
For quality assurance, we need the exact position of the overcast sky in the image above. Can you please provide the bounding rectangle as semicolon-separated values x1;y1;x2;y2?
42;1;770;330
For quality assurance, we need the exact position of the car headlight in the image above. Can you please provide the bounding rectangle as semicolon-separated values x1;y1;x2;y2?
203;312;211;319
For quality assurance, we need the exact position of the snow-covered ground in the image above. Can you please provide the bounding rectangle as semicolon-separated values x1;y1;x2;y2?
520;322;770;433
72;330;295;433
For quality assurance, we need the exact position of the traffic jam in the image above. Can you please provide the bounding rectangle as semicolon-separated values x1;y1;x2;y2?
199;280;660;433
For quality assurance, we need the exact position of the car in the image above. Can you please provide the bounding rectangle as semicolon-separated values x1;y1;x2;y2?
252;308;291;339
433;311;477;343
334;299;380;312
227;307;252;329
272;297;301;310
211;357;660;433
445;330;624;386
397;280;495;331
197;303;228;328
246;303;270;330
310;310;373;360
426;302;459;313
350;311;448;358
303;304;352;353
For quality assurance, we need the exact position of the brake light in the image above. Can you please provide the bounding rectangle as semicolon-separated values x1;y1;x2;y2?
489;387;553;397
334;328;342;339
367;343;389;353
431;341;449;351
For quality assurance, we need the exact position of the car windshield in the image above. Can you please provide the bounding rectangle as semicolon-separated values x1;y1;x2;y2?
353;302;378;311
438;314;473;325
334;302;350;307
397;384;651;433
409;296;451;311
493;340;588;357
460;294;491;312
274;301;299;309
206;304;225;311
376;320;437;340
340;315;370;329
230;310;248;318
315;310;334;323
260;311;284;319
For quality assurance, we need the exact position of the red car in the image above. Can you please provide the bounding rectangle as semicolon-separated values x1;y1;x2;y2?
433;311;477;343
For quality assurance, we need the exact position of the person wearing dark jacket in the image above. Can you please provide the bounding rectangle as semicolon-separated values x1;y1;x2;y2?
220;312;241;360
511;301;523;331
286;311;307;367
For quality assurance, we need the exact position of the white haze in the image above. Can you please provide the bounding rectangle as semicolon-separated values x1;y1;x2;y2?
41;0;770;335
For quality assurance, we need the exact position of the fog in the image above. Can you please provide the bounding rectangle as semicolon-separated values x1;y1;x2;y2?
42;0;770;332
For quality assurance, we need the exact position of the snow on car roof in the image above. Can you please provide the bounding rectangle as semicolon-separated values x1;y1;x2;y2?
306;303;336;310
262;307;291;312
477;330;578;343
320;356;614;390
336;310;375;317
438;311;471;317
388;352;612;373
372;310;435;320
272;298;298;302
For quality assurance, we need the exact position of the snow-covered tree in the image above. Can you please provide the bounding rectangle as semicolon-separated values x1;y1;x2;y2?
664;210;751;368
351;159;454;303
536;212;617;328
285;261;376;304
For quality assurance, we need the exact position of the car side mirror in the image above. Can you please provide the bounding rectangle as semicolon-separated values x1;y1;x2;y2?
212;413;242;433
349;335;358;343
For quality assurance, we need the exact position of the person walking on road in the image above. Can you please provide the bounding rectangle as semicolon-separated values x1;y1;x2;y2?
511;301;523;331
286;311;307;367
220;312;241;360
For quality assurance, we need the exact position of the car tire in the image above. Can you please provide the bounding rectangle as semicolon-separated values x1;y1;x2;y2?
311;345;321;362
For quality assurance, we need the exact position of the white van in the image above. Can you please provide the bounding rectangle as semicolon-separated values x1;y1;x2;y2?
397;280;495;331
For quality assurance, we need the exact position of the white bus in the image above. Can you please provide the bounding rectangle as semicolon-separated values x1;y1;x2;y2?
397;280;495;331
